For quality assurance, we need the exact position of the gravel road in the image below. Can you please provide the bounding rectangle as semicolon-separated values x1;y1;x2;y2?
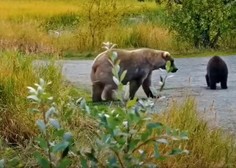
52;55;236;133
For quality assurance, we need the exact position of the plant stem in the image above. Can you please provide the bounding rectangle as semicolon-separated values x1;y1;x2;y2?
113;150;125;168
131;136;157;154
43;105;53;168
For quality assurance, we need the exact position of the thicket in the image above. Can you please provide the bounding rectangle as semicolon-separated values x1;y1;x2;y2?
164;0;236;49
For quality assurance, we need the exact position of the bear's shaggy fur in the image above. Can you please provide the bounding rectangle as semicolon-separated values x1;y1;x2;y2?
90;48;178;102
205;56;228;90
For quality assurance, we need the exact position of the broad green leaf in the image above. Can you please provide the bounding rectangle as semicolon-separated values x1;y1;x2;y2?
111;52;118;62
45;107;56;120
79;155;88;168
0;159;4;168
55;129;65;137
180;131;189;140
112;76;120;86
165;61;171;71
47;97;53;101
39;78;45;87
37;85;44;94
120;70;127;81
126;98;137;108
79;98;87;109
34;152;50;168
147;122;163;130
154;143;160;159
182;149;190;154
85;105;90;114
35;137;48;149
169;148;183;156
57;158;71;168
36;120;46;135
156;138;168;144
129;139;140;151
52;141;69;153
29;108;40;113
27;86;37;95
112;68;116;76
141;130;151;141
108;156;118;167
49;118;60;130
76;97;83;105
27;95;39;102
63;132;73;141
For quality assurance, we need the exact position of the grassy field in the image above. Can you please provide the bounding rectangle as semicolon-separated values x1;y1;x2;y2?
0;0;235;58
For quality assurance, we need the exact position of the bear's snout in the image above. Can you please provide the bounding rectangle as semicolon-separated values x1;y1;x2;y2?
172;67;178;73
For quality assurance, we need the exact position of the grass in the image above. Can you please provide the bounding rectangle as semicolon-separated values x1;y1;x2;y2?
0;79;236;168
174;49;236;58
155;98;236;167
0;0;235;58
0;52;236;167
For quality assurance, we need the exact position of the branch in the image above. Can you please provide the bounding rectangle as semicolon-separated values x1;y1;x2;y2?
113;150;125;168
131;136;157;154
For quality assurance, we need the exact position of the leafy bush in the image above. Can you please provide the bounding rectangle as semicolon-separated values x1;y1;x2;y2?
27;78;73;168
165;0;235;49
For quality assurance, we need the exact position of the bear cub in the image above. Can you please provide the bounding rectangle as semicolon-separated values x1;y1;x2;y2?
205;56;228;90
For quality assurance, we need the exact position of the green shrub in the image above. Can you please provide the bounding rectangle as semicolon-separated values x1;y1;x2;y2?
165;0;235;49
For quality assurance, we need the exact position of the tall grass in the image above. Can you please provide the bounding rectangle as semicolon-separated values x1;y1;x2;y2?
1;0;234;57
155;98;236;167
1;89;236;167
0;52;64;144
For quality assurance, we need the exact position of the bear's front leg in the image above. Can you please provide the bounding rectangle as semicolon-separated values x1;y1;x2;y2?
221;77;228;89
92;83;104;102
129;80;142;100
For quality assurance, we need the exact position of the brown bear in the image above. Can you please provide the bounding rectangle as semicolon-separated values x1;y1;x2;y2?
90;48;178;102
205;56;228;90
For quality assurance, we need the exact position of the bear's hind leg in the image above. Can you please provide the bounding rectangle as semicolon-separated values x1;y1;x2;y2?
221;78;228;89
205;74;210;87
142;75;155;98
102;84;117;101
92;83;104;102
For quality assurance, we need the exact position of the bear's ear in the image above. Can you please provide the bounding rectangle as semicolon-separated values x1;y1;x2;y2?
162;51;170;58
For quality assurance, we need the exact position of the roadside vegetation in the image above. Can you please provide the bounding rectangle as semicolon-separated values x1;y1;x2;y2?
0;0;235;58
0;0;236;167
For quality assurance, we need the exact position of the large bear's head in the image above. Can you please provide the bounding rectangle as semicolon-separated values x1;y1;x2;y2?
161;51;178;73
149;50;178;73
